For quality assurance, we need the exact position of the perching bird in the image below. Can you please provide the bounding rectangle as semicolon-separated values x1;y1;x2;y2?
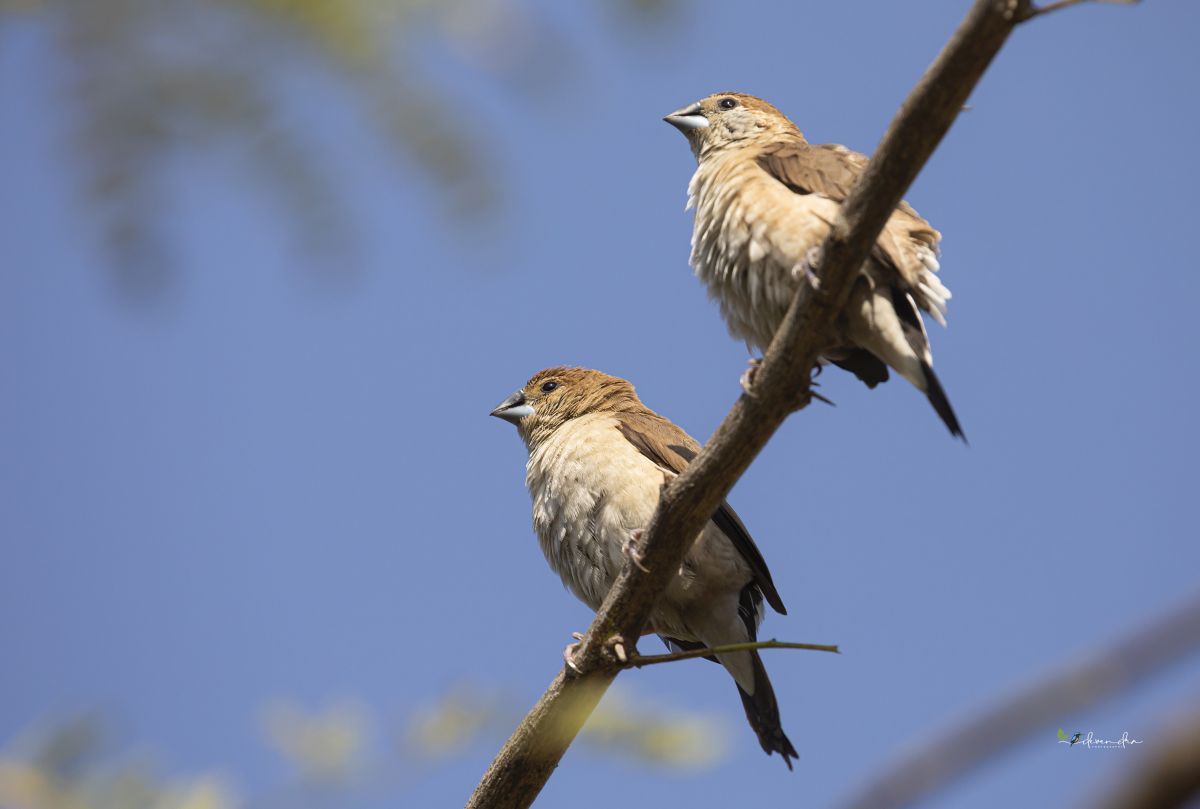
664;92;964;439
490;366;798;768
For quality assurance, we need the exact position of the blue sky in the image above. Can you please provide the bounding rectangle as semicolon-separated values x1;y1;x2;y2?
3;1;1199;808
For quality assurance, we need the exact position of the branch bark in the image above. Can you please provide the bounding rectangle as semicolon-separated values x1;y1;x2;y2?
1093;701;1200;809
466;1;1067;806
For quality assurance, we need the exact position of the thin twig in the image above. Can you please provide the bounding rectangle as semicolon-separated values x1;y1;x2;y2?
1019;0;1138;22
627;639;841;669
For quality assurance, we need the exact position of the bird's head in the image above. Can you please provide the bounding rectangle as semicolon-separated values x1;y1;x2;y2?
490;366;643;449
664;92;803;159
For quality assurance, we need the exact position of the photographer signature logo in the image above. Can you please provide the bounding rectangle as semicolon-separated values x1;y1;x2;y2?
1057;728;1143;749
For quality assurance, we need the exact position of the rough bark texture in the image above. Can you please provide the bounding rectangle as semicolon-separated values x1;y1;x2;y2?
466;1;1035;807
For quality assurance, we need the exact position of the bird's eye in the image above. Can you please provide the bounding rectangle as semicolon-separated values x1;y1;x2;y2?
718;97;738;110
540;381;559;393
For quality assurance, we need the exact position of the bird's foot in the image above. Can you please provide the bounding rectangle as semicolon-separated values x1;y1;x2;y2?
605;633;629;665
809;373;836;407
793;372;836;411
740;357;763;395
563;631;585;673
623;529;650;573
803;388;836;408
564;631;632;672
797;247;823;290
745;357;833;409
792;389;835;410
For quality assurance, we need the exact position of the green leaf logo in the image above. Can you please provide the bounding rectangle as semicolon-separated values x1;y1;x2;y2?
1057;728;1068;741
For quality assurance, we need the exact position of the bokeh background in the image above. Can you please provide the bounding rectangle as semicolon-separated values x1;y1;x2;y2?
3;1;1198;808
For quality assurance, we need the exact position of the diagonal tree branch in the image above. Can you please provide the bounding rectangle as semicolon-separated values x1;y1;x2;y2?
1092;700;1200;809
464;1;1116;806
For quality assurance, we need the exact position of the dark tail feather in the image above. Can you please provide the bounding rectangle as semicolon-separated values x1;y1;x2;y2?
921;360;965;442
736;651;798;770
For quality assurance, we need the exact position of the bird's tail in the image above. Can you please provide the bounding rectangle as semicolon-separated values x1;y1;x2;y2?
920;360;965;441
845;282;966;441
736;651;798;770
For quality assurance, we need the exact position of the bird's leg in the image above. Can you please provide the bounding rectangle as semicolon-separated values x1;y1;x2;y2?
808;364;836;407
563;631;585;673
622;529;650;573
740;357;763;395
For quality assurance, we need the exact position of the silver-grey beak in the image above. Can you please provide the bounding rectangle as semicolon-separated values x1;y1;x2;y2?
490;390;534;424
664;103;708;132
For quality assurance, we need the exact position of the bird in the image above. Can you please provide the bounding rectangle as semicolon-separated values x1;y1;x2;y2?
664;91;964;439
490;366;798;768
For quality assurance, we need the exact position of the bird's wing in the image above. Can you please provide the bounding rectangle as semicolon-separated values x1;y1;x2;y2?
613;411;786;615
756;140;862;202
756;142;944;298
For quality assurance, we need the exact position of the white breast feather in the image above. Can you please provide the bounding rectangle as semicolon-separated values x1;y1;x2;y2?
525;414;663;611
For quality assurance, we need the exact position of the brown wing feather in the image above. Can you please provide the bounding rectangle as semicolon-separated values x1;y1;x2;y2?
755;142;940;289
756;141;862;202
613;412;786;615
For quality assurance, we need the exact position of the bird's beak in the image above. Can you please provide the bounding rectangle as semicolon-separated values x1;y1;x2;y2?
663;103;708;132
490;390;534;424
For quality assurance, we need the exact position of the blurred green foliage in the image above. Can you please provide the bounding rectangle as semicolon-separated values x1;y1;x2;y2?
0;684;724;809
0;716;238;809
0;0;679;297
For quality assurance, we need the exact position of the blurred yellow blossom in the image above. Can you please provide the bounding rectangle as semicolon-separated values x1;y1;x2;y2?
260;700;369;784
581;687;728;768
403;684;501;760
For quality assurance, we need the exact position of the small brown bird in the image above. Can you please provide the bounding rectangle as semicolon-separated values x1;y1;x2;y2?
664;92;963;439
491;366;798;768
